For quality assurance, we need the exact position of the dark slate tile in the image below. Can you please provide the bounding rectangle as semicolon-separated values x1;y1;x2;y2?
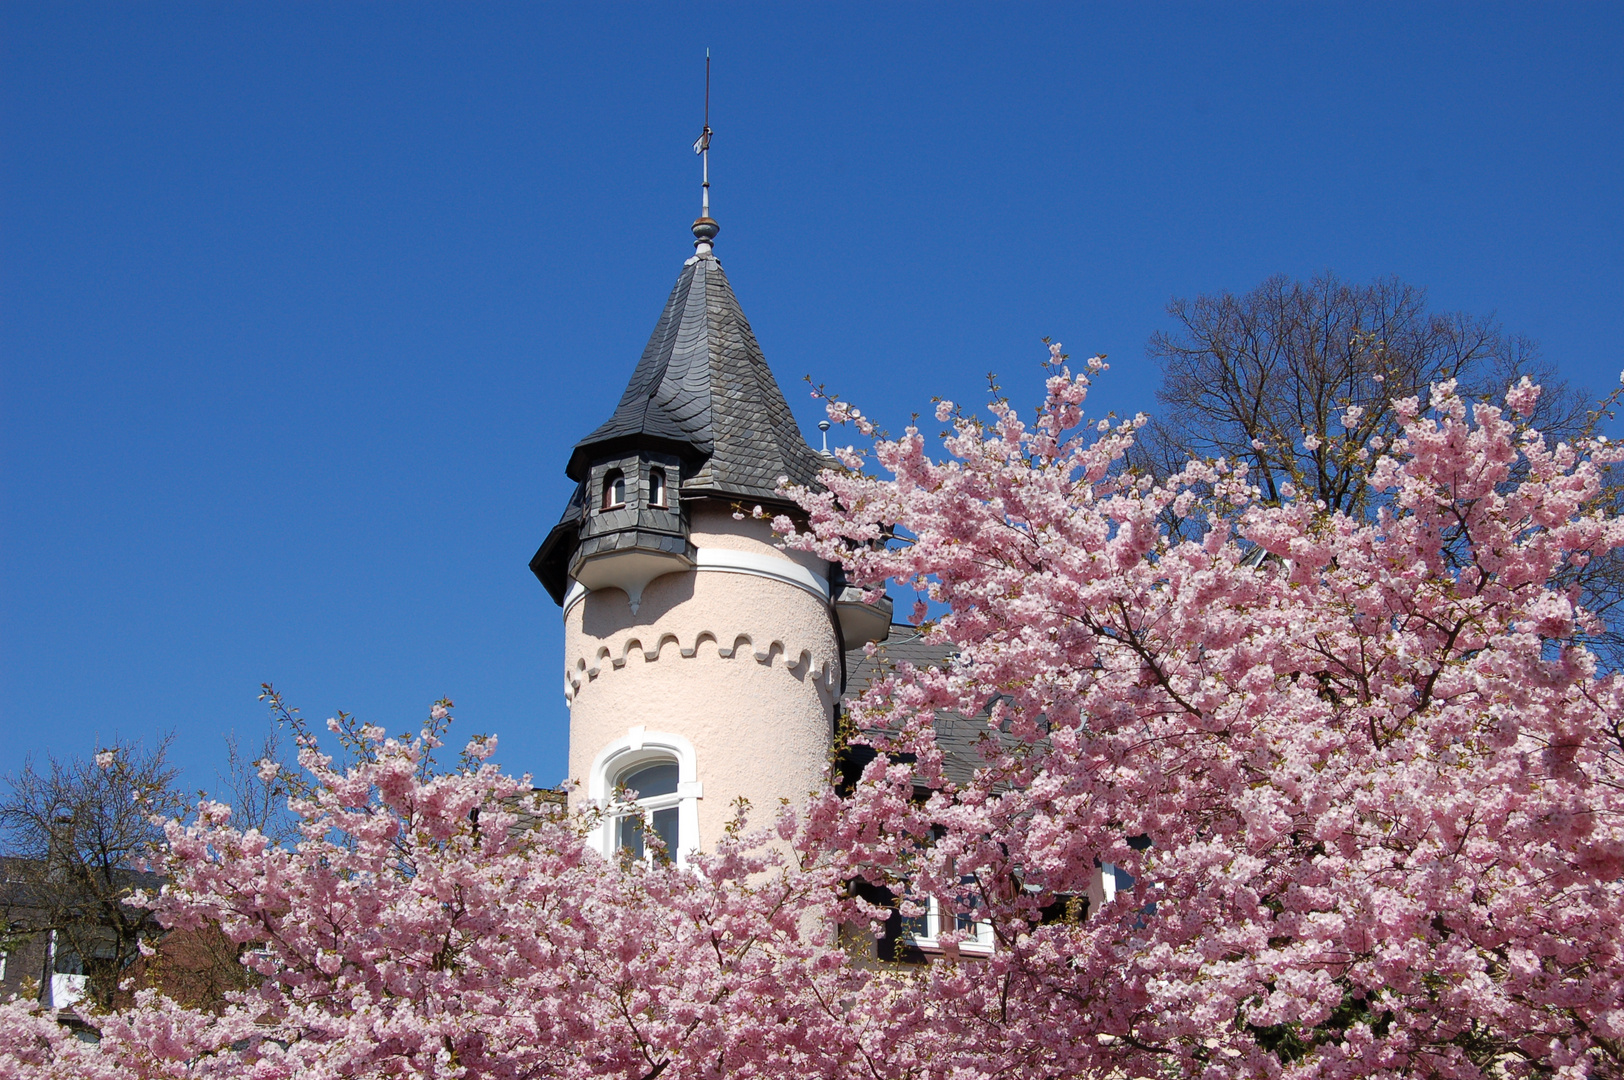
842;624;998;789
544;245;831;598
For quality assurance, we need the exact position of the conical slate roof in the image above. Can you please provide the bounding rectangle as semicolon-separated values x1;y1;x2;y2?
565;250;824;501
530;240;829;606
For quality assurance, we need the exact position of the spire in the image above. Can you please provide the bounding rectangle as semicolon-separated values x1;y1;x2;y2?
530;79;827;606
532;226;825;606
563;252;823;496
691;50;718;255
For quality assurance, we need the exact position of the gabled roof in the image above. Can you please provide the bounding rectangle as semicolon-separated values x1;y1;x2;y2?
566;250;825;504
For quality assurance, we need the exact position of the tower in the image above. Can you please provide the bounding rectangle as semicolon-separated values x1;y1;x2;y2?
531;207;891;864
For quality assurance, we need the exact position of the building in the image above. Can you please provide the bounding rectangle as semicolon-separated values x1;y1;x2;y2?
530;208;892;869
528;197;1118;955
0;856;169;1014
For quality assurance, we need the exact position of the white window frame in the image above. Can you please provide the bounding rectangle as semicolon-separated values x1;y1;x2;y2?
613;763;682;861
602;470;626;510
587;728;702;868
47;930;88;1010
903;884;995;955
1101;862;1147;904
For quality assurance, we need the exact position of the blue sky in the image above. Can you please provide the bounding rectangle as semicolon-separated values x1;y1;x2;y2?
4;4;1622;797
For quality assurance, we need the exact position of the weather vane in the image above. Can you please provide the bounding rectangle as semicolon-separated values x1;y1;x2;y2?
691;50;718;253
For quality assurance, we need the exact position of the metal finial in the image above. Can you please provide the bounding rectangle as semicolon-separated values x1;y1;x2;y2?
818;419;831;453
691;50;717;254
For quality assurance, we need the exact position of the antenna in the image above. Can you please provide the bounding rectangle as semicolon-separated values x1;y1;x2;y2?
691;50;719;254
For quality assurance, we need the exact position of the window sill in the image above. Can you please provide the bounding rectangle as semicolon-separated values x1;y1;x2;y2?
906;937;994;956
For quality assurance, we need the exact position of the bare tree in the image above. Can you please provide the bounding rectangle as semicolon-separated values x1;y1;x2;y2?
218;725;300;848
1132;270;1624;665
0;738;184;1010
1135;271;1587;519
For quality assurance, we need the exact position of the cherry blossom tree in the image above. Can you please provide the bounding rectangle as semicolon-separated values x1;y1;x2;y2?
1;701;864;1079
786;348;1624;1080
6;352;1624;1080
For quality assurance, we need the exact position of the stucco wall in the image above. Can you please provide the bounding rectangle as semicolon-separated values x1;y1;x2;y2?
563;504;839;854
683;504;825;565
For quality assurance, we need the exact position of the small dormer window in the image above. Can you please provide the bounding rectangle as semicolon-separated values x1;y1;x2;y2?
649;468;667;508
603;470;626;509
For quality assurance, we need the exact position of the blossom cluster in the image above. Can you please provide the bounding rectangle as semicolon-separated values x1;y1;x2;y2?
2;719;860;1078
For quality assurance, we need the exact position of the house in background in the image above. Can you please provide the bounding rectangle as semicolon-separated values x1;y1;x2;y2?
1;857;91;1011
0;856;171;1015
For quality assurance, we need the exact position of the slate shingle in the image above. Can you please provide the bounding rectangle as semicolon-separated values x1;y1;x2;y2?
565;252;825;506
841;624;1000;790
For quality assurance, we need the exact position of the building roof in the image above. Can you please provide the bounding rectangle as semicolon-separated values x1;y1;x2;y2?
0;855;166;922
841;624;1003;790
566;249;825;505
532;235;830;605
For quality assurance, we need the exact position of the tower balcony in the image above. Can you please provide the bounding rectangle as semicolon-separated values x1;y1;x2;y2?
563;450;693;613
570;529;696;614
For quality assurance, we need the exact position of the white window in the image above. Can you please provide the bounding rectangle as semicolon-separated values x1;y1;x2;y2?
603;470;626;509
614;759;681;861
1101;862;1130;903
47;931;88;1010
648;468;667;508
588;729;702;868
903;879;994;954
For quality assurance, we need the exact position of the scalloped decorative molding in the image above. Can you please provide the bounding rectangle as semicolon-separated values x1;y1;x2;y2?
564;628;836;702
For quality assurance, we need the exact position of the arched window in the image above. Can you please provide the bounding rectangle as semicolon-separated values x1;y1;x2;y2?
588;728;702;867
614;758;680;861
603;470;626;509
648;468;667;508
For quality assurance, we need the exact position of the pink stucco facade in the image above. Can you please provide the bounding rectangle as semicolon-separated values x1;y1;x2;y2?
563;506;840;858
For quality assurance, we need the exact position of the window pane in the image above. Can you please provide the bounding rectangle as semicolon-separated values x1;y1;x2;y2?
650;470;666;506
54;948;83;976
621;762;678;798
616;808;680;863
618;815;645;861
652;807;679;860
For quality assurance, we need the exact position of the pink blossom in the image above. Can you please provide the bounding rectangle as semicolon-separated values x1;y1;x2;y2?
782;355;1624;1080
20;358;1624;1080
1506;375;1542;417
